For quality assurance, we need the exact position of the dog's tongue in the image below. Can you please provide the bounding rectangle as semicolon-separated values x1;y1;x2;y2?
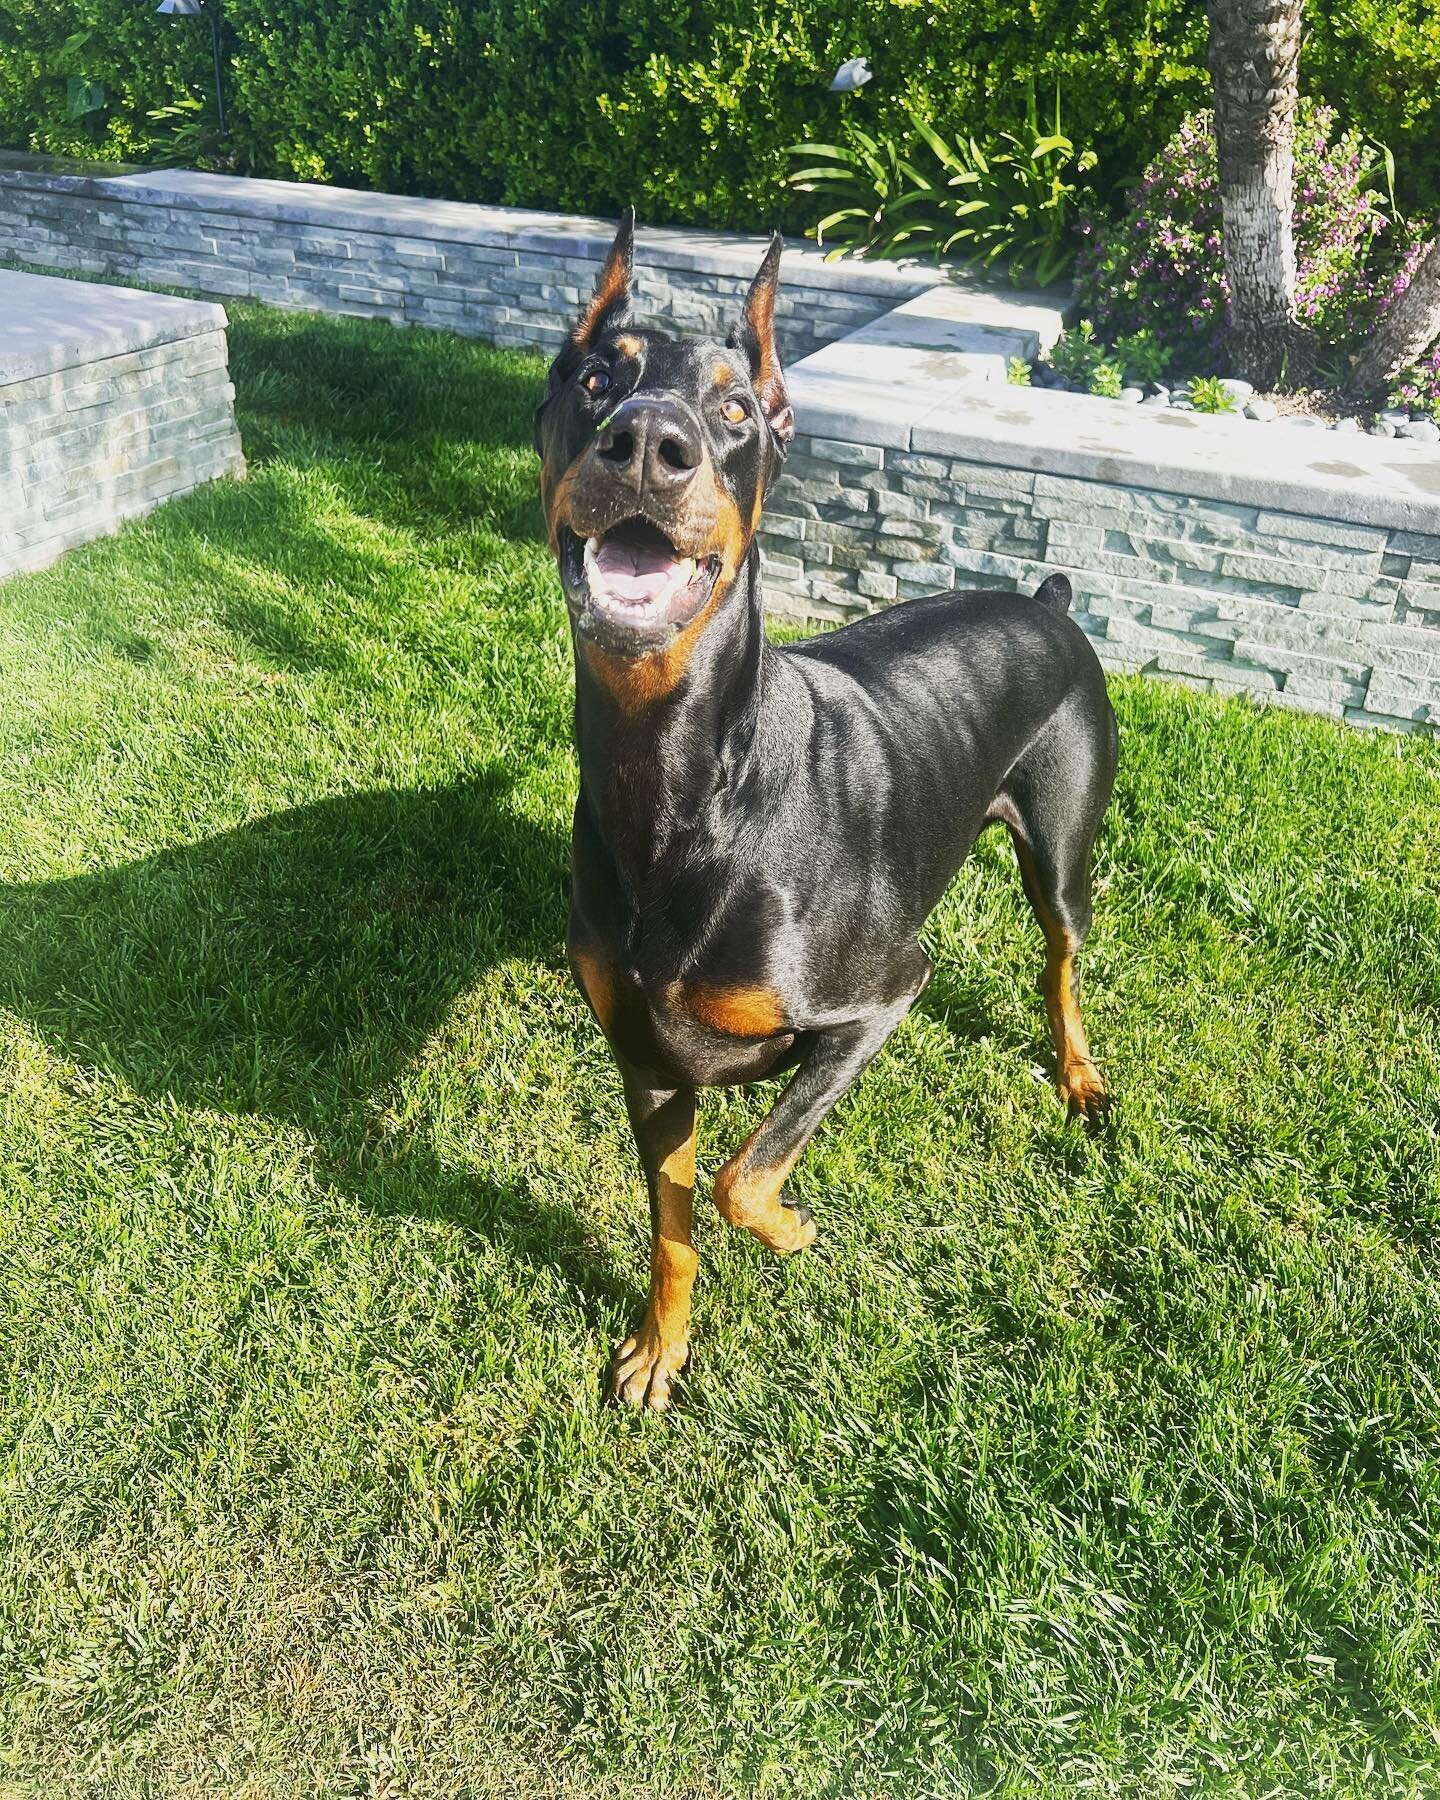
587;532;692;606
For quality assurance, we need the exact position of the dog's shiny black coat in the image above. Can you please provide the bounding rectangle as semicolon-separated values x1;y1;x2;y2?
569;562;1115;1087
536;214;1117;1407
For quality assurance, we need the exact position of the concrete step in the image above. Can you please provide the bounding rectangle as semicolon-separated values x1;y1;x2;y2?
789;279;1069;392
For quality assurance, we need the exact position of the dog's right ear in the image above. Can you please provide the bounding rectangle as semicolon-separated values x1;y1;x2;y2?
547;208;635;392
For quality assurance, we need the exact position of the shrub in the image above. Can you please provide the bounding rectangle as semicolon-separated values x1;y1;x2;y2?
1110;329;1173;386
908;89;1098;286
0;0;1205;231
1087;358;1125;398
1186;375;1236;413
0;0;1435;235
785;125;916;259
1074;101;1392;369
1049;319;1104;385
1048;320;1126;396
1390;350;1440;422
788;87;1097;285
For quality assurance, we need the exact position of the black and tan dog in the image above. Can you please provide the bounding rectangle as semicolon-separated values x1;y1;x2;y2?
535;213;1118;1410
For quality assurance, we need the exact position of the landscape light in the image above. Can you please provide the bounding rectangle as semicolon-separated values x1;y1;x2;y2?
829;56;872;93
156;0;227;139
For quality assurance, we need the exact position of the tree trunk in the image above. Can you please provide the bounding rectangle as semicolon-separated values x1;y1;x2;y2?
1347;238;1440;402
1205;0;1306;387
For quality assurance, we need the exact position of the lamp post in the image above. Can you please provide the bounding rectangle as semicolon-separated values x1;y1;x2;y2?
155;0;227;139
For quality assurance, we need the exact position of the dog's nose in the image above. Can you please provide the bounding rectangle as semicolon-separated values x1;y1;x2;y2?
595;396;702;492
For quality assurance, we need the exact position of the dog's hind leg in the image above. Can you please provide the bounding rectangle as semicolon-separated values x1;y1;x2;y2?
609;1063;699;1410
995;694;1116;1127
712;948;931;1252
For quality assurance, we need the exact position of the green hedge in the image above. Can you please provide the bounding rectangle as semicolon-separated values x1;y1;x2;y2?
1;0;1436;232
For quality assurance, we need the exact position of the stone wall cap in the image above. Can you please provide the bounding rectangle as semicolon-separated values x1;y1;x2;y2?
0;266;227;384
918;392;1440;536
0;165;1046;303
821;379;1440;536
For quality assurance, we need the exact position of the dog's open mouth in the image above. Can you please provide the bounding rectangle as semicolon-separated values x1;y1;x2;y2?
564;518;720;641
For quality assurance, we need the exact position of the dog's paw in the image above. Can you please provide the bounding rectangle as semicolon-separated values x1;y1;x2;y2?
777;1191;819;1252
713;1167;818;1254
1059;1058;1111;1133
609;1324;690;1412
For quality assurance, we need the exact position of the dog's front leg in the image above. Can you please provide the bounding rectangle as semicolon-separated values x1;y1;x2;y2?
713;969;928;1254
609;1061;699;1411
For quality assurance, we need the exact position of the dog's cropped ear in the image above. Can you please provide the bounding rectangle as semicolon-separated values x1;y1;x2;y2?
728;232;794;450
547;208;635;391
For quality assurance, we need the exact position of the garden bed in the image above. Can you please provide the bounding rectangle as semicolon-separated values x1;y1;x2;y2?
770;357;1440;731
1023;359;1440;443
0;164;1061;365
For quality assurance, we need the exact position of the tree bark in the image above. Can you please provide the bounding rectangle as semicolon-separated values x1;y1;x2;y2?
1205;0;1306;387
1347;238;1440;401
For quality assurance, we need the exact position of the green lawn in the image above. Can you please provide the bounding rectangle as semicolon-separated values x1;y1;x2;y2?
2;302;1439;1797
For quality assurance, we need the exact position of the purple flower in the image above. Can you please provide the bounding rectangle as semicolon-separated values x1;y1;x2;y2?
1074;97;1406;377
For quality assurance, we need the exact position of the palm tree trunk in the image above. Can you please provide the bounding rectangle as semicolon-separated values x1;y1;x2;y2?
1205;0;1305;387
1347;239;1440;402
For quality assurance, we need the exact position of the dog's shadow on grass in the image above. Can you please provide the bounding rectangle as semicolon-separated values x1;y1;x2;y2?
0;765;637;1324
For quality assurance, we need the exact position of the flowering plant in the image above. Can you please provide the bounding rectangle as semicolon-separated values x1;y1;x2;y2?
1074;101;1392;368
1383;243;1440;419
1390;345;1440;420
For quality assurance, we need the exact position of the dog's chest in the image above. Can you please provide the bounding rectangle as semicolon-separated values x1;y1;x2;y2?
575;927;798;1084
645;970;799;1085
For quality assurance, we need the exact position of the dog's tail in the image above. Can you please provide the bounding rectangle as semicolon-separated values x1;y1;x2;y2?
1033;573;1073;614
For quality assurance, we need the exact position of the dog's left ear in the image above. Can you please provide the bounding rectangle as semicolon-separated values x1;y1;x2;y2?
548;208;635;391
729;232;794;450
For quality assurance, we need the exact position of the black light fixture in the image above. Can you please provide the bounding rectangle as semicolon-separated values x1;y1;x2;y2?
156;0;227;139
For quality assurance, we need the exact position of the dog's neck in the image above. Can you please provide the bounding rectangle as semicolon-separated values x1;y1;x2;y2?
571;545;781;884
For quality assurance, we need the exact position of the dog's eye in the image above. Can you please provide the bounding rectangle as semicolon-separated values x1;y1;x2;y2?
583;369;611;395
721;398;748;424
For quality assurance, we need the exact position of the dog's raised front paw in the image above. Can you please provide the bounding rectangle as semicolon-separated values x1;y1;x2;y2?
777;1191;819;1252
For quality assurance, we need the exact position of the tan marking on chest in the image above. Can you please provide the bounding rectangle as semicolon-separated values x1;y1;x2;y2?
671;980;787;1038
573;486;746;711
580;578;723;709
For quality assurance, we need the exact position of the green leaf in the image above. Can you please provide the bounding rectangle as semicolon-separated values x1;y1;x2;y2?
815;207;870;232
786;167;863;187
911;115;966;175
65;75;105;120
784;143;854;161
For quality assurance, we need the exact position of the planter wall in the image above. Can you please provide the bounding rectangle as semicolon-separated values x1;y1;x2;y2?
0;266;243;580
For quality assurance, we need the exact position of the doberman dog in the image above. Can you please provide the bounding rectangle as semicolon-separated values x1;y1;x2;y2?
535;213;1118;1410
